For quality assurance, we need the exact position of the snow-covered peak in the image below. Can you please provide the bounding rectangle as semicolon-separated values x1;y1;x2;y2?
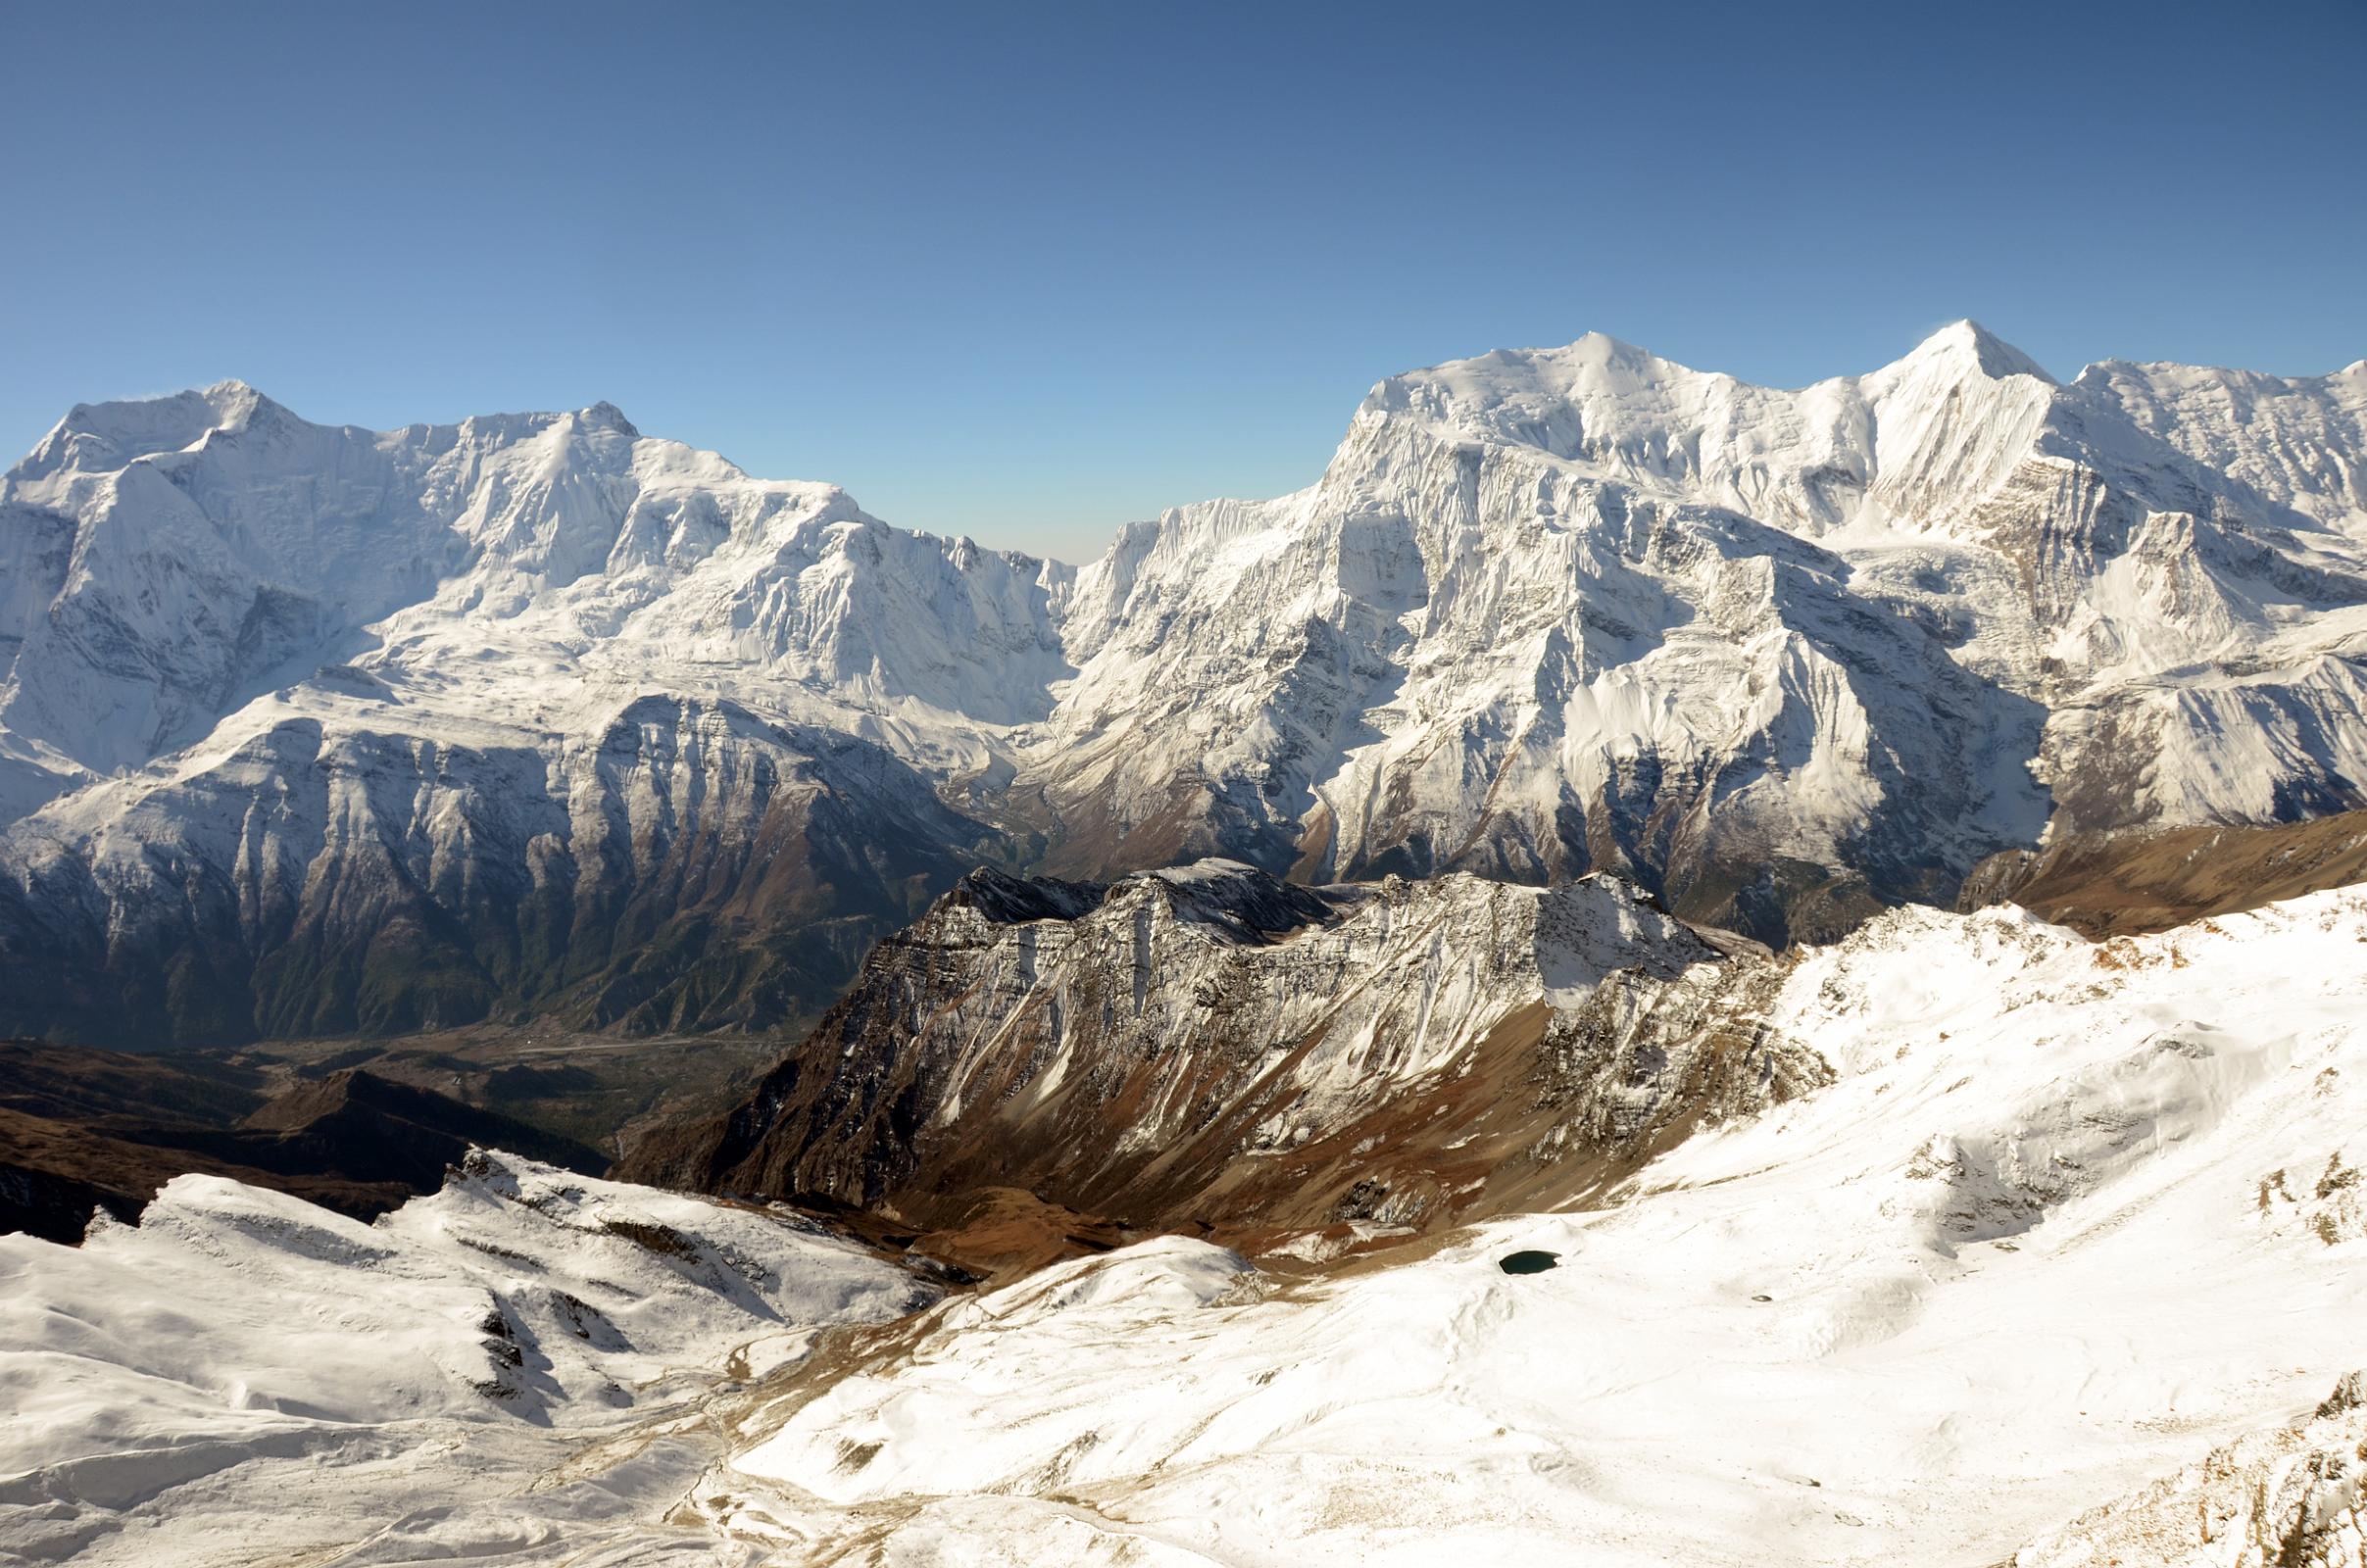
2059;352;2367;526
1381;329;1693;410
579;398;641;438
1361;330;1737;454
1330;321;2069;538
0;378;1078;800
6;379;293;483
9;325;2367;1044
1884;318;2058;386
1366;320;2055;458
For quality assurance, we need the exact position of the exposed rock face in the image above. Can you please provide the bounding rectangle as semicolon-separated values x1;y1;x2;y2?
0;698;1001;1044
619;859;1831;1235
689;885;2367;1567
0;384;1046;1045
1022;328;2367;951
6;326;2367;1044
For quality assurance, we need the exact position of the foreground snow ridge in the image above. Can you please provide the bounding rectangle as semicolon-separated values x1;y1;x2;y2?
6;888;2366;1564
0;1151;933;1565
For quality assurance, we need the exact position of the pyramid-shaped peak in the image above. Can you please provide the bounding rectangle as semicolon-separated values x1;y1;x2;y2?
575;401;642;439
196;379;305;430
1906;320;2056;385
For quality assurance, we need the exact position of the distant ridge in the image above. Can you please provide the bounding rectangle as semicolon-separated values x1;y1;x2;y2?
3;324;2364;1046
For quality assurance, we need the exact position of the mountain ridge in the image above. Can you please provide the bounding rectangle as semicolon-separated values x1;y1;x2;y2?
6;322;2367;1045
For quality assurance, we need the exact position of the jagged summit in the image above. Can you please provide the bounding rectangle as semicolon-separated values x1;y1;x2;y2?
12;379;278;481
1378;318;2055;418
19;381;656;479
578;398;641;436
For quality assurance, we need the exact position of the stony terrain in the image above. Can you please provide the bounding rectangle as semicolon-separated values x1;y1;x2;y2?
622;859;1827;1244
1962;804;2367;935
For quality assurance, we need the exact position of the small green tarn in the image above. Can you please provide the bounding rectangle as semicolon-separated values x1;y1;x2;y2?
1498;1250;1558;1275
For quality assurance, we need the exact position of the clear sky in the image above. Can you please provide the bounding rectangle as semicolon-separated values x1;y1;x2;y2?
3;1;2361;563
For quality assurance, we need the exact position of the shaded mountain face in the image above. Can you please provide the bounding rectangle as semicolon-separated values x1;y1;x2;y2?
4;326;2365;1045
0;1040;602;1242
0;699;1003;1045
619;860;1831;1240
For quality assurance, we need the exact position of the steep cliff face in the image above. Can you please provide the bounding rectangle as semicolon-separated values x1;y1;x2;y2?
1023;327;2367;941
6;326;2366;1045
0;381;1067;1045
0;696;1000;1044
621;860;1830;1235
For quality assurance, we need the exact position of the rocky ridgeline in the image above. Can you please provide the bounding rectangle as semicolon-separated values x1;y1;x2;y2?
620;858;1831;1237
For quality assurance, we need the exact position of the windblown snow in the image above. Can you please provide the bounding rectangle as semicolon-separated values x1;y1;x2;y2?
4;888;2363;1564
0;1151;934;1565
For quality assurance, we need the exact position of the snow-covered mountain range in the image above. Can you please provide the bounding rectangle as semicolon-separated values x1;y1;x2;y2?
5;324;2365;1043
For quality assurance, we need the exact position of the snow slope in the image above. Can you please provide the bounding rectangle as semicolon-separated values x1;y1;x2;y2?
705;887;2367;1565
2;889;2362;1564
0;1150;933;1565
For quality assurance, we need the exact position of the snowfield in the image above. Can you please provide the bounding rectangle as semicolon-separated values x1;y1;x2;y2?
5;888;2366;1564
0;1151;934;1565
698;888;2367;1565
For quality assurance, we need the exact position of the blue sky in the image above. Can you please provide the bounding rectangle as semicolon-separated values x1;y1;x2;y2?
3;1;2360;563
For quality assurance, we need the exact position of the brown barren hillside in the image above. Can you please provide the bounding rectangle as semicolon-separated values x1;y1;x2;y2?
1960;809;2367;937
